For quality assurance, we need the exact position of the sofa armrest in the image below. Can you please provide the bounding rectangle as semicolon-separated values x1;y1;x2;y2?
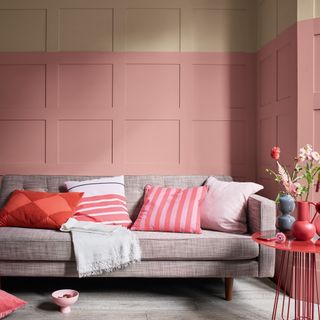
247;194;276;277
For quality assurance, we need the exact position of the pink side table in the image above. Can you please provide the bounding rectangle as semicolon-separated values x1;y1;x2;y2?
252;231;320;320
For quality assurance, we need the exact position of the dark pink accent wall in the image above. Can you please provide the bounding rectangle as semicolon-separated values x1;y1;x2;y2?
0;52;256;179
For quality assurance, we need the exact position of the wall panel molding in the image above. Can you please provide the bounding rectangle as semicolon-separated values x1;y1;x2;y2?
0;52;255;177
0;0;257;53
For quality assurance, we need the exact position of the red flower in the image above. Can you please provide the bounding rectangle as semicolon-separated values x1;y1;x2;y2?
271;146;280;160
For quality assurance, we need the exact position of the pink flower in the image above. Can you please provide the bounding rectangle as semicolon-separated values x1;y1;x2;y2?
312;151;320;162
271;146;280;160
275;232;286;243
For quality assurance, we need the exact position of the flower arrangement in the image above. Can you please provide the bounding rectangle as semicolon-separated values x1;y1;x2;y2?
266;144;320;202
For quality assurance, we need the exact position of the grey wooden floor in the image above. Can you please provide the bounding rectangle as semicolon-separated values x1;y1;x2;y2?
2;277;276;319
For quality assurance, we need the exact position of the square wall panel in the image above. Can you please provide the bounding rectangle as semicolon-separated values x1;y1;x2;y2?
125;9;180;51
58;64;113;111
192;64;246;112
0;65;46;109
0;120;45;163
0;9;46;51
192;120;245;166
59;9;113;51
125;64;180;116
124;120;180;164
58;120;112;164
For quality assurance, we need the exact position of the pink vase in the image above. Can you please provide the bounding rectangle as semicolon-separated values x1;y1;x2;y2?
291;201;316;241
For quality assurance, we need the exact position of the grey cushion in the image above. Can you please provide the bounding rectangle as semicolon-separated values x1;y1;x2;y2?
0;227;258;262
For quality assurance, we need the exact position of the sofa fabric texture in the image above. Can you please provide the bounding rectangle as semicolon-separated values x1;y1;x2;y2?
0;228;259;262
0;175;275;279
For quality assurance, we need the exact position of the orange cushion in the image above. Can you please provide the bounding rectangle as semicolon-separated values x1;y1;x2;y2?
0;190;83;229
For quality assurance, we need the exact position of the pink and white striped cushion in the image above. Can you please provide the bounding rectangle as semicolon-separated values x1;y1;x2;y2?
131;185;207;234
64;176;132;227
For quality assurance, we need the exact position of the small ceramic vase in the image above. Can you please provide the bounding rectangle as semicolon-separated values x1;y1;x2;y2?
276;194;295;233
291;201;316;241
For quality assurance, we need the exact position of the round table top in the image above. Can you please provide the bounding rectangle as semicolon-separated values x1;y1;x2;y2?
252;231;320;253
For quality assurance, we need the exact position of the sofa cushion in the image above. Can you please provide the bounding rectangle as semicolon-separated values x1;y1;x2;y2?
131;185;207;234
0;175;233;221
64;176;132;227
0;227;259;261
0;190;83;230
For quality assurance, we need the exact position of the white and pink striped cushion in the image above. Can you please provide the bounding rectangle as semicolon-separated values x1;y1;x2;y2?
64;176;132;227
131;185;207;234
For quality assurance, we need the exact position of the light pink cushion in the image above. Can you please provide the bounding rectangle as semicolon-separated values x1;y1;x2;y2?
0;290;26;318
131;185;207;234
200;177;263;233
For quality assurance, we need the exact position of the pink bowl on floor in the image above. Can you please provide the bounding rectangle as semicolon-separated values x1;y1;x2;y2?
52;289;79;314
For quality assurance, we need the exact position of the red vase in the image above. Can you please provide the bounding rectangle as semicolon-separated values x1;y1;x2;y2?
291;201;316;241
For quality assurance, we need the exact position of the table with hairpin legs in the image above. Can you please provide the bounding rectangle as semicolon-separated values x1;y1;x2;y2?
252;232;320;320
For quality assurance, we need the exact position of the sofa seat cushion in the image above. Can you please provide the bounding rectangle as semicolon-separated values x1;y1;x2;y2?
0;228;259;261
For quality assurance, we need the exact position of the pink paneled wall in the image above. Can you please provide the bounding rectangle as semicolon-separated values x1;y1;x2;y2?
297;17;320;203
257;25;298;199
0;52;256;179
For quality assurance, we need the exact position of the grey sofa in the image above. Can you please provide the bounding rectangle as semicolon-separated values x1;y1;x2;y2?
0;175;276;300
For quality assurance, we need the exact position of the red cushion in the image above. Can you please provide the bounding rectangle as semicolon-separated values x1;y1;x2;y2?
0;190;83;229
0;290;26;318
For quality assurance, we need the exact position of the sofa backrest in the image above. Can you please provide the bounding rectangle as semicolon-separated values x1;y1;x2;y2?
0;175;232;219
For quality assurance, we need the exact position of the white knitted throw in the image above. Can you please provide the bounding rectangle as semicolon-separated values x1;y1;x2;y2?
60;218;141;277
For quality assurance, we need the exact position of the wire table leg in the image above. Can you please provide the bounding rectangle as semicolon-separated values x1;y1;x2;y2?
272;251;319;320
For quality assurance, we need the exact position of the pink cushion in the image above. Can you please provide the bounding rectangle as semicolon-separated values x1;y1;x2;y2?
200;177;263;233
64;176;132;227
0;290;26;319
131;185;207;234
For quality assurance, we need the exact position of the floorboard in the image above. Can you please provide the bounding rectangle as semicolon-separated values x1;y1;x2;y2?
2;277;276;319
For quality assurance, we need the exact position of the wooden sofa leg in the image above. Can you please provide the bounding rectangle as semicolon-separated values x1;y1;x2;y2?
225;277;233;301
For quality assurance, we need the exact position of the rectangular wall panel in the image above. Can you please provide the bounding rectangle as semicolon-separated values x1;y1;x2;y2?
124;9;180;51
124;120;180;165
259;117;277;168
0;65;46;110
191;120;245;170
192;64;247;112
192;9;255;52
58;120;113;164
277;42;295;101
59;9;113;51
58;64;113;112
125;64;180;117
0;9;46;51
314;34;320;93
0;120;45;164
259;54;276;107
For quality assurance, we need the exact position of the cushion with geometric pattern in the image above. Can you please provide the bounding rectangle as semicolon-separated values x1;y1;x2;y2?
0;190;83;230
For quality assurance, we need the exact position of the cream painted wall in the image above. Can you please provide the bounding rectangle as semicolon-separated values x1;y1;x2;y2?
0;0;257;53
257;0;297;48
297;0;320;21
